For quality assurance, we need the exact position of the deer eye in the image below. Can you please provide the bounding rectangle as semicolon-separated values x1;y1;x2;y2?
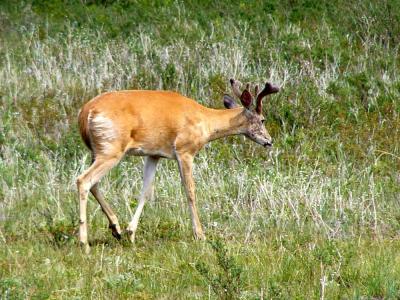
261;119;265;124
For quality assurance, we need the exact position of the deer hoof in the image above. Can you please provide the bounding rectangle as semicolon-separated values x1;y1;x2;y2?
80;242;91;254
112;231;122;240
125;229;136;244
194;231;206;241
109;224;122;240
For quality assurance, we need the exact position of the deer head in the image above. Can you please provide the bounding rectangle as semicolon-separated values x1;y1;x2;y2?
223;78;279;147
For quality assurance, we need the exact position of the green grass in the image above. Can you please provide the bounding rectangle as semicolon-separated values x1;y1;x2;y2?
1;0;400;298
2;227;400;298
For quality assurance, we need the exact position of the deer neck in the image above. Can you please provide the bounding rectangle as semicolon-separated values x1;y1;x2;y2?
204;107;247;142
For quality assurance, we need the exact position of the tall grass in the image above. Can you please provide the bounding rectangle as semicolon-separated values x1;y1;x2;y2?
1;0;400;298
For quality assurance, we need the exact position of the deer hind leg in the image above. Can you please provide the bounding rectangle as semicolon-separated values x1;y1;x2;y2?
176;153;205;240
76;154;122;253
126;156;160;244
90;183;122;240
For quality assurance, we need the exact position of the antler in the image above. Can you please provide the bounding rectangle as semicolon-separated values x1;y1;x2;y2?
229;78;242;99
229;79;279;112
230;78;254;108
255;82;279;114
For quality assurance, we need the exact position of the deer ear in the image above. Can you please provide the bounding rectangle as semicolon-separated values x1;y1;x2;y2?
223;94;238;109
240;90;253;108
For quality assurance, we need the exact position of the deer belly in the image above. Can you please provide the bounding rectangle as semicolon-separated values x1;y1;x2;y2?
126;146;174;159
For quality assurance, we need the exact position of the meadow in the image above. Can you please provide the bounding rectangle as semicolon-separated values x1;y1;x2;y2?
0;0;400;298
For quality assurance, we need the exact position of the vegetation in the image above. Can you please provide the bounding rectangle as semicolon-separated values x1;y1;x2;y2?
1;0;399;298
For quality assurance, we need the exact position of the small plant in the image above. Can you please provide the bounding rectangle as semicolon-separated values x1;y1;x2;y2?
39;208;76;248
0;278;25;300
195;238;244;300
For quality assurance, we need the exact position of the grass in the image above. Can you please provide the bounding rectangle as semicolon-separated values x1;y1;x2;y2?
1;0;400;298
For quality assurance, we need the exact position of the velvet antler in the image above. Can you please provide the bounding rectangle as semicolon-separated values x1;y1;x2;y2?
255;82;279;114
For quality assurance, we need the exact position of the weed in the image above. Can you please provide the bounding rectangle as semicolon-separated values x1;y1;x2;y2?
195;238;244;299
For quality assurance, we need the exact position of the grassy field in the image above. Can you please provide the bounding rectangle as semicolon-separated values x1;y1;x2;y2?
1;0;400;298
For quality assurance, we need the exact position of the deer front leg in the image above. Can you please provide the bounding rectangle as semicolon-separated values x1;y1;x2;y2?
176;153;205;240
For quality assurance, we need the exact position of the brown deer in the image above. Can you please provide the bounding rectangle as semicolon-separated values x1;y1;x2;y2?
76;78;279;252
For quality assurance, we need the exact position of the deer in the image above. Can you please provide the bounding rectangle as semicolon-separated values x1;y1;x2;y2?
76;78;279;253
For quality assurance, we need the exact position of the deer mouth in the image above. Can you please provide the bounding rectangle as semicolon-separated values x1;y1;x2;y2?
264;141;273;147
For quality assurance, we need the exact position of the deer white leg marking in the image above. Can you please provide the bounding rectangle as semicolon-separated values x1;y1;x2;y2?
77;155;122;253
126;156;160;243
